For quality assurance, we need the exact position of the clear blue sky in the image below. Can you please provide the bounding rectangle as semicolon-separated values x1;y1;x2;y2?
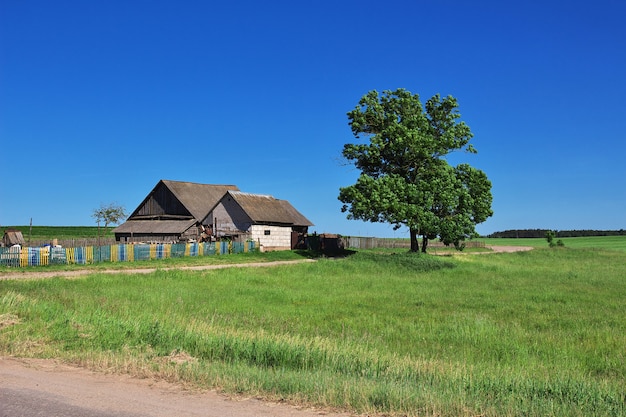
1;0;625;237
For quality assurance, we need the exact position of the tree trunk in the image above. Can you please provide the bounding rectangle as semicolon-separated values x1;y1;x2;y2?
421;236;429;253
409;228;420;252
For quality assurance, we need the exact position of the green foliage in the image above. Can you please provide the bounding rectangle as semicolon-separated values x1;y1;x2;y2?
1;249;625;416
339;88;493;252
546;230;566;248
92;202;127;233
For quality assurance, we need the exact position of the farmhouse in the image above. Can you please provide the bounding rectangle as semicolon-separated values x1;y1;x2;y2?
113;180;313;250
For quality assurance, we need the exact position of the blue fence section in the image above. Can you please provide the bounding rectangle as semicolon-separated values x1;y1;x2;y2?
0;240;257;268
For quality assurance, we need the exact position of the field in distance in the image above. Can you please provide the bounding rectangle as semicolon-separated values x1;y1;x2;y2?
3;226;114;240
479;235;626;251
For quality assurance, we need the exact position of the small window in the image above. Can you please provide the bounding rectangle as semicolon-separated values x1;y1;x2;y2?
264;230;271;235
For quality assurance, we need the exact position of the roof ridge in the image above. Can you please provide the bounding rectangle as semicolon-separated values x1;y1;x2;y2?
229;190;274;199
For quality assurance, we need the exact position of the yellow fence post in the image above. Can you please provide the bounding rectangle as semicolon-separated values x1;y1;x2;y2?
66;248;74;265
20;248;27;267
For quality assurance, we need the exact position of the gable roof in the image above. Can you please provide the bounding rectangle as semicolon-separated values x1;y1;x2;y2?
129;180;239;221
163;180;239;220
226;191;313;227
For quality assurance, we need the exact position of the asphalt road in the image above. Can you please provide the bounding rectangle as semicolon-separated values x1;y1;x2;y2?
1;387;139;417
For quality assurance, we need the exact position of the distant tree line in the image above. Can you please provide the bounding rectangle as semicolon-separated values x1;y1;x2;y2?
486;229;626;238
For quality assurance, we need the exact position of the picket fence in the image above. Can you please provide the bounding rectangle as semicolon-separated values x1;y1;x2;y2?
0;241;256;268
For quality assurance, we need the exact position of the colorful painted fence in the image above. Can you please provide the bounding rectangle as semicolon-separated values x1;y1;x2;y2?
0;241;256;267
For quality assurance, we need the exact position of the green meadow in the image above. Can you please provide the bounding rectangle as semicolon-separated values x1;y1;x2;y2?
1;245;625;416
479;235;626;251
3;225;113;240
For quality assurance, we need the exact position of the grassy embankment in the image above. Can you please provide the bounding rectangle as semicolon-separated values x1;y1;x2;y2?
1;241;625;416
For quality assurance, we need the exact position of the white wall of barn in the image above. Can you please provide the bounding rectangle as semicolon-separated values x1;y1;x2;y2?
250;225;292;250
206;196;293;249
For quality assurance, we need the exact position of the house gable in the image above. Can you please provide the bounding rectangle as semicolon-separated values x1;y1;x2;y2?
128;180;239;221
129;180;193;220
163;180;239;220
205;193;253;236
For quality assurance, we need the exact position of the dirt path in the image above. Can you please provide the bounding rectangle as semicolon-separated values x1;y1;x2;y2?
429;245;534;255
485;245;534;253
0;357;352;417
0;259;316;281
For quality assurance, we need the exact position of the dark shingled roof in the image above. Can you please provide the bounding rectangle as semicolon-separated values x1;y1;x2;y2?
160;180;239;220
227;191;313;227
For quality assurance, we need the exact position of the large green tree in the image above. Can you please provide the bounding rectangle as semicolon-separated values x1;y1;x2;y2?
338;88;493;252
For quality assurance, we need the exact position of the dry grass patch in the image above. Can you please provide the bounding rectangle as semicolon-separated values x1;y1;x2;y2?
0;313;20;329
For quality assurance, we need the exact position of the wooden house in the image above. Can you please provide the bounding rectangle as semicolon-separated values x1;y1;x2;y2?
210;190;313;251
113;180;313;250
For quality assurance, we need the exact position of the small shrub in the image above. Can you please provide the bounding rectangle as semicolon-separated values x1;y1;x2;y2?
546;230;557;247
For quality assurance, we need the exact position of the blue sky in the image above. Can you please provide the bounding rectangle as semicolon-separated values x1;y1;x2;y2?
1;0;625;237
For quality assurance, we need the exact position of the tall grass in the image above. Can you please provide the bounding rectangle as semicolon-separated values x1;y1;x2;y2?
1;249;625;416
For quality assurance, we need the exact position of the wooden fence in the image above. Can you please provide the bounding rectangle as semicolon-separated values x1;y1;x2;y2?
342;237;486;250
0;241;256;268
24;237;117;248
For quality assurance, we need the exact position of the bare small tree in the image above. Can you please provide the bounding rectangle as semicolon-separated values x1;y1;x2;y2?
92;202;127;239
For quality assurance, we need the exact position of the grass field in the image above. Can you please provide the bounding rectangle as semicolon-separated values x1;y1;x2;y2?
3;226;114;240
479;235;626;251
1;245;624;416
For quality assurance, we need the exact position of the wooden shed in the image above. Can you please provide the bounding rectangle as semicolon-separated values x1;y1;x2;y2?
114;180;313;249
114;180;239;243
2;229;26;247
208;191;314;251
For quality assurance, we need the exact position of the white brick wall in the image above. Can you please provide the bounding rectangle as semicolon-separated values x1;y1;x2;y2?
250;225;291;250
